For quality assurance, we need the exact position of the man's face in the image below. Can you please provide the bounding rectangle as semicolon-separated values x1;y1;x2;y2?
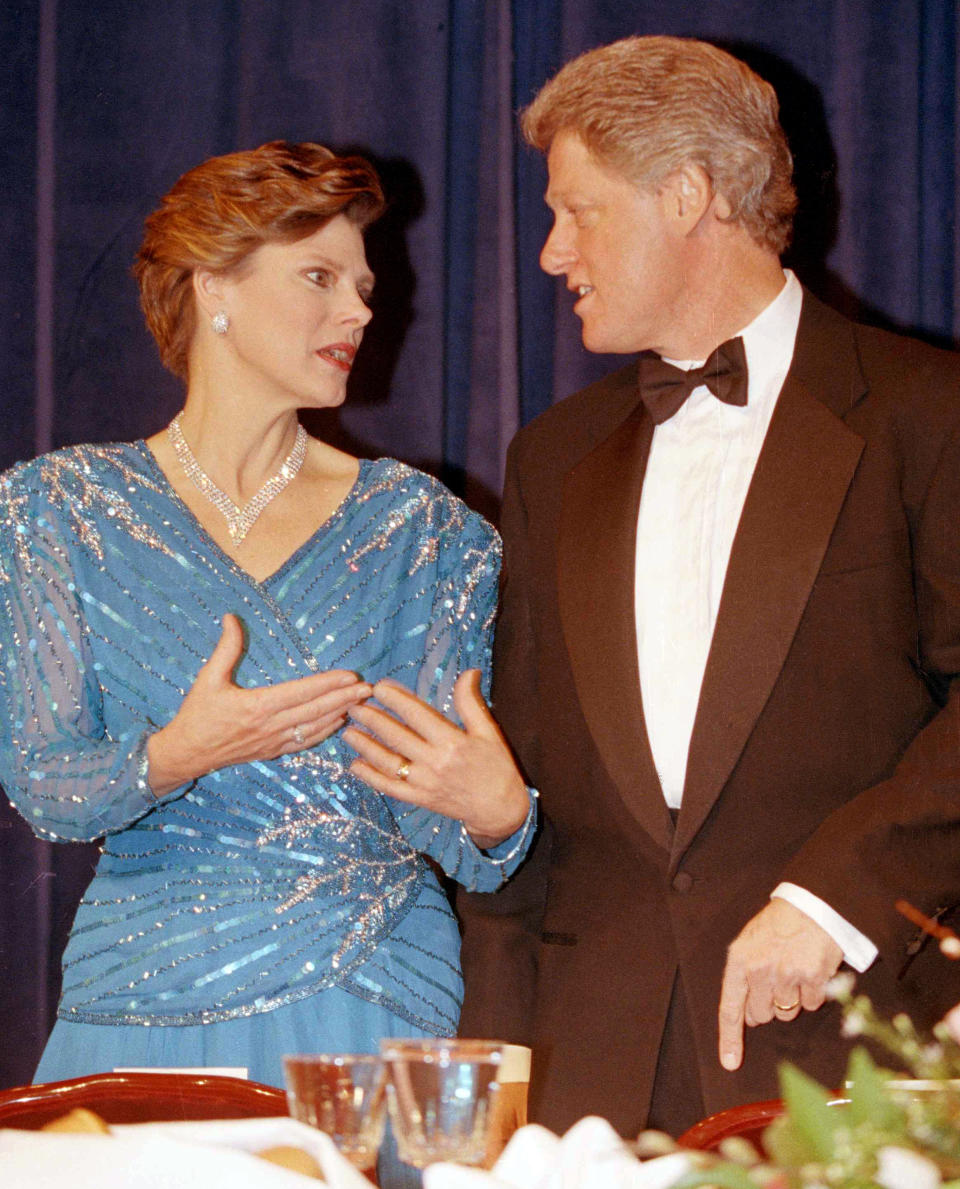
540;129;689;356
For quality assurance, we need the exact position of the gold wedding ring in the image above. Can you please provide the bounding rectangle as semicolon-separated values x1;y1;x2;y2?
773;997;800;1013
396;759;411;781
292;724;306;747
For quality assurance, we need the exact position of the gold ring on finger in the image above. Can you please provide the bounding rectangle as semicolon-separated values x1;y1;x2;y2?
396;759;411;781
773;998;800;1013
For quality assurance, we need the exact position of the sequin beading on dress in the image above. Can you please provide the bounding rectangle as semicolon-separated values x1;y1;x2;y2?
0;445;533;1032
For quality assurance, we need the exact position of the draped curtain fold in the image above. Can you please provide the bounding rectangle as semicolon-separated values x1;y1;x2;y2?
1;0;957;1087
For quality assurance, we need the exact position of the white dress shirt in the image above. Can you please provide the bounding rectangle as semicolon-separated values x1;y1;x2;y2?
633;270;876;972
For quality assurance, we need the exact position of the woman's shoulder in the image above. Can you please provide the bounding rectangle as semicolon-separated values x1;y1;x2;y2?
0;443;153;556
1;441;146;503
360;457;500;549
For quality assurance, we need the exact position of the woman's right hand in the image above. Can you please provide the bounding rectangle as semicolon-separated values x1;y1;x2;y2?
146;613;371;796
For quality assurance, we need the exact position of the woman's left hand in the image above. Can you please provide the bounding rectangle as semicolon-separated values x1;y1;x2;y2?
343;672;530;847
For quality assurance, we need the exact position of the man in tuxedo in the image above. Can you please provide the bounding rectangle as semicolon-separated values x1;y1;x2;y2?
457;35;960;1137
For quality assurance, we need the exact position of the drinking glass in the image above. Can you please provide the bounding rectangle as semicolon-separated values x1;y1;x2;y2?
380;1038;504;1168
282;1052;387;1172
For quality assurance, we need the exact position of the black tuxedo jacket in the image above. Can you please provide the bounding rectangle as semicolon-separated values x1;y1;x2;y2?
458;290;960;1134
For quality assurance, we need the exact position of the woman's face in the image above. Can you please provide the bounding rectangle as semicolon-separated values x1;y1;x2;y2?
215;214;375;409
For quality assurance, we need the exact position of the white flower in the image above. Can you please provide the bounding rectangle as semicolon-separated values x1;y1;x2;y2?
875;1145;941;1189
825;972;856;999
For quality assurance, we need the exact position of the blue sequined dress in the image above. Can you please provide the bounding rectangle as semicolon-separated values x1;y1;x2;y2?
0;444;533;1088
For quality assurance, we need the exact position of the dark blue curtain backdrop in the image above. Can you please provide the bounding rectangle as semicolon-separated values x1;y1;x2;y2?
0;0;957;1087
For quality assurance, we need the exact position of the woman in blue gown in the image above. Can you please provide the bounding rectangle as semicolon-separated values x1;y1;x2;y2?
0;142;534;1182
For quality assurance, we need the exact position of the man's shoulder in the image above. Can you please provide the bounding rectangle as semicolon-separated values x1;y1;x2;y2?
846;321;960;450
799;289;960;412
508;361;640;474
853;319;960;390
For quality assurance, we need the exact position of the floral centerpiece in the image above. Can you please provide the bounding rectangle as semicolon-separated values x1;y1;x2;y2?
654;973;960;1189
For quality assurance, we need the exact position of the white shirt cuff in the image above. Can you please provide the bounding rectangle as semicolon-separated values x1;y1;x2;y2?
771;882;878;973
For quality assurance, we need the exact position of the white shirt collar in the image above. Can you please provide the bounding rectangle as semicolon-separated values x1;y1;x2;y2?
739;269;803;406
664;269;803;408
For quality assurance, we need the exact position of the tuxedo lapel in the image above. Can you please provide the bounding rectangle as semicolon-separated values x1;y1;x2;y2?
673;296;866;864
558;395;675;853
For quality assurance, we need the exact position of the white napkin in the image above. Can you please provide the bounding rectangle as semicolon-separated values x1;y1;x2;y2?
423;1116;695;1189
0;1117;370;1188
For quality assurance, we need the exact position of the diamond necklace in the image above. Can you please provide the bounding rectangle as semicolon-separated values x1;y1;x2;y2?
167;412;309;544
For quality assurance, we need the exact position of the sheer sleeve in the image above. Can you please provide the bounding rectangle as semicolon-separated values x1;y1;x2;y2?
0;474;166;841
386;500;536;891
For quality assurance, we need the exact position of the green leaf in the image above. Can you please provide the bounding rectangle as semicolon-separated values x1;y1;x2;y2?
845;1045;903;1133
669;1166;762;1189
776;1061;843;1163
762;1113;809;1169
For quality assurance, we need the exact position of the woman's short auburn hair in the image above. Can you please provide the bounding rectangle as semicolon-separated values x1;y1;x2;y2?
521;36;797;255
134;141;385;379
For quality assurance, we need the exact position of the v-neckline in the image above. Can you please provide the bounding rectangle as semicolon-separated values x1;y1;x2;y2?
135;440;375;590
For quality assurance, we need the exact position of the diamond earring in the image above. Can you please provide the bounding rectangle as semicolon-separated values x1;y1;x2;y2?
211;311;230;335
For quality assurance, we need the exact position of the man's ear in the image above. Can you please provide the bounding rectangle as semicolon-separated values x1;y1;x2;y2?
192;267;227;320
663;162;716;234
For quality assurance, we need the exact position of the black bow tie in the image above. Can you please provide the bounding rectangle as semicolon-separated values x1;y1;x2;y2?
638;336;749;425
